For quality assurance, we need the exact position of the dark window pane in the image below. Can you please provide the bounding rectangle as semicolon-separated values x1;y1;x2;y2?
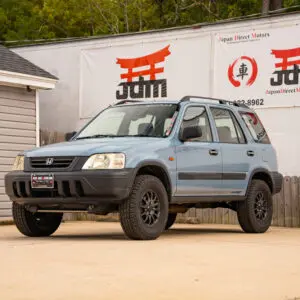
239;112;270;144
181;106;212;142
211;108;245;144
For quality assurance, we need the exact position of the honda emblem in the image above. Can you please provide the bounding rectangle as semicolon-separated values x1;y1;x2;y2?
46;158;54;166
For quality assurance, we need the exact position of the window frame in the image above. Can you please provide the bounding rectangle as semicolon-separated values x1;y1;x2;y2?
209;106;248;145
178;104;214;143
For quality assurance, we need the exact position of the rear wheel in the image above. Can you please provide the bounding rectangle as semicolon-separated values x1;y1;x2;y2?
165;213;177;230
237;179;273;233
119;175;168;240
12;203;63;237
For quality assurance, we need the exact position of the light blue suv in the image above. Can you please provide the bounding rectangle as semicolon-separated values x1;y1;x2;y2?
5;96;283;240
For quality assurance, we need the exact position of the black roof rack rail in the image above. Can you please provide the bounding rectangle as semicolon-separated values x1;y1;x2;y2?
114;100;142;106
180;95;249;108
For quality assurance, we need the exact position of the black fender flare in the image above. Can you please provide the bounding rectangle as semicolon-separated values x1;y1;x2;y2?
246;168;275;195
129;160;173;195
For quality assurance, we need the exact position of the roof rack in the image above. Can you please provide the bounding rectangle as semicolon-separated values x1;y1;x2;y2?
114;100;142;106
180;95;249;108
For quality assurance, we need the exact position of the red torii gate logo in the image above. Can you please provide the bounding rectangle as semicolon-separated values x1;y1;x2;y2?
270;47;300;86
116;45;171;100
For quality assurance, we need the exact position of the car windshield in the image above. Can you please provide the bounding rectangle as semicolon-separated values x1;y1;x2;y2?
76;104;179;140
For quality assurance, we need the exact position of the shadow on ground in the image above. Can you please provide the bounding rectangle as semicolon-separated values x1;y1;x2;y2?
1;226;243;242
53;227;243;240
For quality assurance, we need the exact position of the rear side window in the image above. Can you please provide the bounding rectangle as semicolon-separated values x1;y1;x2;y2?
239;112;270;144
210;107;246;144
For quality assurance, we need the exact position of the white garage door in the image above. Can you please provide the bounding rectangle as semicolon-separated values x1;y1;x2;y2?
0;85;36;219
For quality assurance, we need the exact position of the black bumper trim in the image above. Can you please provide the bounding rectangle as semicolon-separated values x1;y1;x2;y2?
5;169;135;205
271;171;283;194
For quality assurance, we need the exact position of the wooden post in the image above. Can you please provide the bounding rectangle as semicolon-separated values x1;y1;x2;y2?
284;177;292;227
291;177;299;227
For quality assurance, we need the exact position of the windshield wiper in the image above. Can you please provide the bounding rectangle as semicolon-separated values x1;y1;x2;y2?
130;134;158;137
76;134;115;140
76;134;160;140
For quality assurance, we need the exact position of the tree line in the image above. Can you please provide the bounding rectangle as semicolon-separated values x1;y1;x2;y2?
0;0;299;45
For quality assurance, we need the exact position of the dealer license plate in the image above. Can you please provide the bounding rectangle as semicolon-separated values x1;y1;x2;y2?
31;173;54;189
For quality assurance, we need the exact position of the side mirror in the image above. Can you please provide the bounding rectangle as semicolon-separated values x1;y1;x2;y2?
180;126;202;142
65;131;77;141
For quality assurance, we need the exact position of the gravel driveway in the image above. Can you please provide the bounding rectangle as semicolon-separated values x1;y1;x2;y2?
0;221;300;300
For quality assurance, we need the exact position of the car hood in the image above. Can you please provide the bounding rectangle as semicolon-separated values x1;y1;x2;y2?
24;137;169;157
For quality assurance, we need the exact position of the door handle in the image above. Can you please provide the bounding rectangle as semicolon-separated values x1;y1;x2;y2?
247;150;255;157
209;149;218;156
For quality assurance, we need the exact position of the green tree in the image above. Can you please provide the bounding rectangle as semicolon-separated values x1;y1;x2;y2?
0;0;299;45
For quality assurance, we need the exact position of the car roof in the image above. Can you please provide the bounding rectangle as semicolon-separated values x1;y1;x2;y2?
113;100;179;106
112;97;254;112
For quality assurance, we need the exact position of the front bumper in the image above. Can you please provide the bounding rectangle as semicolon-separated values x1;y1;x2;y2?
5;169;135;206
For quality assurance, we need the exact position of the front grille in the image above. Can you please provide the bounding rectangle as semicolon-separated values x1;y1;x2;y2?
12;180;85;198
30;157;75;169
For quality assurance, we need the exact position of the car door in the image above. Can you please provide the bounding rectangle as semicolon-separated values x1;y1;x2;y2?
175;105;223;197
209;106;256;196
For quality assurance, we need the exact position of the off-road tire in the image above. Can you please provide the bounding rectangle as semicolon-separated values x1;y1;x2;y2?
237;179;273;233
165;213;177;230
119;175;168;240
12;203;63;237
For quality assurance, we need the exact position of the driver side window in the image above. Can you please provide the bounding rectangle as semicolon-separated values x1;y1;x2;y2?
181;106;212;142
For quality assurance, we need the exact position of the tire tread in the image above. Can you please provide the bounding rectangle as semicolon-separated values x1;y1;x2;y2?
237;179;272;233
165;213;177;230
12;203;62;237
119;175;168;240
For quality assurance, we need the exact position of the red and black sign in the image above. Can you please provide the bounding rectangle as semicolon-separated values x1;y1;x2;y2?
228;56;258;87
116;45;171;100
270;47;300;86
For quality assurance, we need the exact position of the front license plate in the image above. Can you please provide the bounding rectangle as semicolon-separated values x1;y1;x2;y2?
31;173;54;189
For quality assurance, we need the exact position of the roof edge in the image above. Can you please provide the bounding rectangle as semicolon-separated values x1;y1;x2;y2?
0;69;58;90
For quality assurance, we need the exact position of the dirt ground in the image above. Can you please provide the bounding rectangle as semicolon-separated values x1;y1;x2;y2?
0;221;300;300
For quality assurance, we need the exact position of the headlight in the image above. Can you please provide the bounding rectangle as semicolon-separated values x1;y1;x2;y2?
82;153;125;170
12;155;24;171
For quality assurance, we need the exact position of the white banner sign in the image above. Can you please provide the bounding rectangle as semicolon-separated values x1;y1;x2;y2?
79;36;212;119
213;25;300;108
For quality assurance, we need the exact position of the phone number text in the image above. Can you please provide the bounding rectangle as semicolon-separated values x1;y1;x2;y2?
234;99;264;106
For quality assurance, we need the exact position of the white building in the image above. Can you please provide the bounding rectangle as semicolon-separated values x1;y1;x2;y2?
0;45;57;220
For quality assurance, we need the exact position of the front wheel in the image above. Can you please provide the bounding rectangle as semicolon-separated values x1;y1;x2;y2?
237;179;273;233
12;203;63;237
119;175;168;240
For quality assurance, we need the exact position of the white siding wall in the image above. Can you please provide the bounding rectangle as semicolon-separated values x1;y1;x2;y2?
0;85;36;219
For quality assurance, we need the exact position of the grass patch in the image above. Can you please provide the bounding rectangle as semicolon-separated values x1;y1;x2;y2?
0;220;14;226
95;215;119;222
63;213;120;223
176;216;201;224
